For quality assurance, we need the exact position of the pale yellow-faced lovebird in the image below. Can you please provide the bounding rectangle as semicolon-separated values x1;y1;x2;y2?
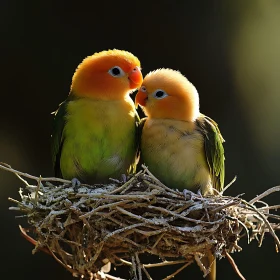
135;68;225;280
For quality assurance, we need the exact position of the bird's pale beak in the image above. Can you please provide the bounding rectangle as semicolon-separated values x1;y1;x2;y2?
128;66;143;89
135;90;148;107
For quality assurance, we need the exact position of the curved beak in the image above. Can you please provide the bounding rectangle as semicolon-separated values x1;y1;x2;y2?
128;66;143;89
135;90;148;108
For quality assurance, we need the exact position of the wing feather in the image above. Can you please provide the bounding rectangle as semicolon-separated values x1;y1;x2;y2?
51;99;70;177
196;114;225;192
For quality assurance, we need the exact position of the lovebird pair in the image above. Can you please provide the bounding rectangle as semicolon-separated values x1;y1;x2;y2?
51;49;225;280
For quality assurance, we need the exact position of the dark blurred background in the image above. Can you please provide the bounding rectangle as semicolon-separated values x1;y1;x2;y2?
1;1;279;279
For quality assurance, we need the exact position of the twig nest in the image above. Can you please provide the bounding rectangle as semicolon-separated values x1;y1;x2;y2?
9;167;280;280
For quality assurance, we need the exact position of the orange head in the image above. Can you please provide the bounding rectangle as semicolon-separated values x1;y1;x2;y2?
70;49;142;100
135;69;200;122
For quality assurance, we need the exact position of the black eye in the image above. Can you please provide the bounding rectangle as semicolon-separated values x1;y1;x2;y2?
108;66;125;77
155;91;164;98
152;89;168;99
112;67;120;75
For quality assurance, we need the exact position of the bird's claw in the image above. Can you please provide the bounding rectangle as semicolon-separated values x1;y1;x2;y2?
197;189;203;197
71;178;81;190
121;174;127;183
182;189;193;200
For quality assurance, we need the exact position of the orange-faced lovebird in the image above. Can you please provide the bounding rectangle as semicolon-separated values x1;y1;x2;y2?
135;68;225;280
51;49;143;185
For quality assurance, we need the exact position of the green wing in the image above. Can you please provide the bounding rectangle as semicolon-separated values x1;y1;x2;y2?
135;116;146;171
51;99;69;177
197;114;225;192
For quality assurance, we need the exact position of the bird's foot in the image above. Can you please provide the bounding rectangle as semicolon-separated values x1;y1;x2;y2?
121;173;127;183
71;178;81;190
197;189;202;196
182;189;193;200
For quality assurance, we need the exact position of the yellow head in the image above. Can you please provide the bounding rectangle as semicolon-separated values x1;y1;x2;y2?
135;69;200;122
71;49;142;100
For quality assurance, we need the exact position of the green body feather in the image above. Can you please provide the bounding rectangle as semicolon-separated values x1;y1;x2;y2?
51;95;139;184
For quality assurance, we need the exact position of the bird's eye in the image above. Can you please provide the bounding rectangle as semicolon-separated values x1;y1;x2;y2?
152;89;168;99
108;66;125;77
140;86;147;92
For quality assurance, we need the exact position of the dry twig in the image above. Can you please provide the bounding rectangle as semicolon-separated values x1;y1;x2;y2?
1;162;279;280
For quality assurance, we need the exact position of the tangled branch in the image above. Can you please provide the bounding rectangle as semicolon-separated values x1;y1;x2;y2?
1;162;279;280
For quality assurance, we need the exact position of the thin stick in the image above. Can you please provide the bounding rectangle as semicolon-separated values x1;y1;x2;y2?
117;258;132;266
212;200;240;213
0;162;71;184
104;223;147;241
141;165;179;195
194;254;207;276
34;175;41;204
151;232;165;249
260;205;280;210
225;251;246;280
244;202;280;249
249;186;280;204
80;200;131;218
47;244;78;274
148;205;222;225
131;256;138;280
115;207;156;224
141;265;153;280
163;261;192;280
222;176;237;193
143;260;189;268
135;253;142;280
108;170;142;194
